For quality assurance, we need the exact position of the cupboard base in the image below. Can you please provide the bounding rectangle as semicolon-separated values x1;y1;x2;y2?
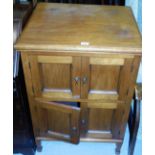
36;136;123;153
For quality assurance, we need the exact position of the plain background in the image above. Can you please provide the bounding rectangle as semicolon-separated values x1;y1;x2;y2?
0;0;155;154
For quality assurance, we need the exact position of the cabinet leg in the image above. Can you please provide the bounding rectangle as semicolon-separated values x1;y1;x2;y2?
115;143;122;155
36;140;42;152
128;99;141;155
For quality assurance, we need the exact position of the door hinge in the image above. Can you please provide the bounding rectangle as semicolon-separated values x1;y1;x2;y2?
28;62;31;69
32;85;35;95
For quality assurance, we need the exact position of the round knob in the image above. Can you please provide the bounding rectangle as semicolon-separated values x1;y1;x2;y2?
82;77;87;85
72;127;77;132
82;119;86;124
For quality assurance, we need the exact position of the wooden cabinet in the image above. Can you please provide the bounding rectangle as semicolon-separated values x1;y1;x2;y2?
15;3;141;154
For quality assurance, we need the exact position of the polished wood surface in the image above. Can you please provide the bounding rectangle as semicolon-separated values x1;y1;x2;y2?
16;3;142;154
90;57;125;66
29;55;82;99
15;3;141;54
36;99;80;144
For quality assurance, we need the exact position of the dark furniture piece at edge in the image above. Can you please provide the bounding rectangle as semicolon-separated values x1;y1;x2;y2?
13;3;36;155
31;0;125;6
128;83;142;155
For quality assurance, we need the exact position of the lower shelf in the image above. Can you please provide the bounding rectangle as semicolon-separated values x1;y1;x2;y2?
36;136;122;143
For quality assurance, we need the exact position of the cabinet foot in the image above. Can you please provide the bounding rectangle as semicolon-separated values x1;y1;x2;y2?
115;150;120;155
115;143;122;155
36;140;42;152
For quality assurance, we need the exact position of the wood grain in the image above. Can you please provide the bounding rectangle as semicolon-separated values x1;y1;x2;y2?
90;66;120;91
118;56;141;139
21;53;40;139
72;57;81;97
35;99;80;144
86;130;112;139
36;100;80;113
88;108;113;131
18;2;142;151
87;102;118;109
36;136;122;143
37;56;72;64
88;93;118;100
81;57;90;98
90;57;124;66
40;63;71;89
29;55;42;97
42;90;73;99
15;3;142;54
80;102;89;135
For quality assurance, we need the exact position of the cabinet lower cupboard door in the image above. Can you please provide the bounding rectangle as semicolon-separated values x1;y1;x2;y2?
80;101;125;140
88;108;115;139
35;100;80;144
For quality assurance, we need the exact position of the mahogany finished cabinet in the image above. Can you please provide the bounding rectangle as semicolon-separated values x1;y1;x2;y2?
15;3;142;154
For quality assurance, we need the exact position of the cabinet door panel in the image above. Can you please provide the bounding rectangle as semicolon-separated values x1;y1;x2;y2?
35;99;80;144
41;63;71;89
81;57;133;100
90;65;120;91
88;108;113;131
80;102;114;139
80;56;135;140
80;101;124;139
29;55;81;99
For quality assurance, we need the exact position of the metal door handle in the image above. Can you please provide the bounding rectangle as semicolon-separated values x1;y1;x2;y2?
82;77;87;85
73;77;80;85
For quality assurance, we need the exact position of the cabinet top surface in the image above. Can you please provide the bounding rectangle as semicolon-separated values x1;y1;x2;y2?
15;3;141;54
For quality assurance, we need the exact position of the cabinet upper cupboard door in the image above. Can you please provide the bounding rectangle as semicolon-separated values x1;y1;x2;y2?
28;55;81;99
80;56;135;101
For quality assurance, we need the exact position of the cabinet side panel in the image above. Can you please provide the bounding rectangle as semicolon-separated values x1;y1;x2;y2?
21;53;40;139
112;56;141;139
119;56;141;139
